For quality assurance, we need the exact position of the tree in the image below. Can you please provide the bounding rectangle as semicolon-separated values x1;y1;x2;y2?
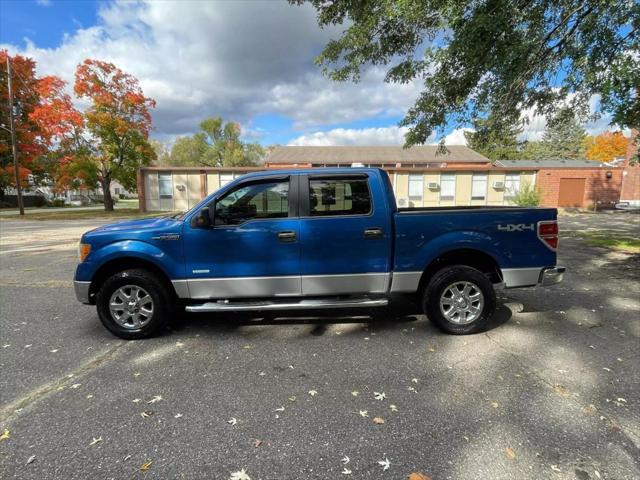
1;51;87;203
74;59;156;211
584;131;630;163
464;115;522;161
540;107;587;160
295;1;640;145
0;51;41;201
167;117;265;167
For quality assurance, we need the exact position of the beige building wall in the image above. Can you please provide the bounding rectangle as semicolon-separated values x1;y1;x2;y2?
487;172;506;205
395;174;409;205
187;173;202;208
207;173;220;195
454;173;472;206
423;173;439;207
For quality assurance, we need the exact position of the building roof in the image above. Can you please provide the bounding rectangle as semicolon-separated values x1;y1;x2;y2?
266;145;490;164
495;159;609;168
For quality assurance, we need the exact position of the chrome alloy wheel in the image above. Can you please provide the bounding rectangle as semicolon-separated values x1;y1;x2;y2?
109;285;154;329
439;281;484;325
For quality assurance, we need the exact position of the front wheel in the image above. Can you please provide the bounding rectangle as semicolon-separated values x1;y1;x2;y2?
96;269;173;339
423;265;496;334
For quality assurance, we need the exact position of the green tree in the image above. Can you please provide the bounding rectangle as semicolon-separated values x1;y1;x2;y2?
295;0;640;145
540;107;587;159
167;117;265;167
464;116;522;161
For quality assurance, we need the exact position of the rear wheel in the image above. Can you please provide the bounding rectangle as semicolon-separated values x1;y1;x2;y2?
423;265;496;334
96;269;173;339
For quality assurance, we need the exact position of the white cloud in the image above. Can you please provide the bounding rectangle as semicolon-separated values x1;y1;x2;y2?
36;0;51;6
289;126;411;146
2;0;421;139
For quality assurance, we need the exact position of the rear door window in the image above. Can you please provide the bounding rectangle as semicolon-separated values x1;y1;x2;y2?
308;178;371;216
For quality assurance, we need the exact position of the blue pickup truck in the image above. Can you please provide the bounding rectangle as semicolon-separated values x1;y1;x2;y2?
74;168;564;339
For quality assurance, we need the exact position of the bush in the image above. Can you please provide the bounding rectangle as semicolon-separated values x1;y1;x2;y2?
512;182;541;207
52;199;66;207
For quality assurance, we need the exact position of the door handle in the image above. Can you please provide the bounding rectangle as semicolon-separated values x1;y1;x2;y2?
363;227;384;239
277;230;297;242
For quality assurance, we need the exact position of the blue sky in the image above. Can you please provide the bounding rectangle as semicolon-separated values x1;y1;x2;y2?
0;0;614;147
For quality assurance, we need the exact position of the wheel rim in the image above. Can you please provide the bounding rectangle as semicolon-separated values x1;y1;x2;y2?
439;281;484;325
109;285;154;329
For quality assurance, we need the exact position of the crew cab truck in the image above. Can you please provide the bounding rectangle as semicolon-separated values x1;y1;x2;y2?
74;168;565;339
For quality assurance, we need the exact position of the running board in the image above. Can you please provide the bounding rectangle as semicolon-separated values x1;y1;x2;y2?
185;297;388;313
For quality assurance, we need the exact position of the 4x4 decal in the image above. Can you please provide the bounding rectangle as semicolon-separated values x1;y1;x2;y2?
497;223;535;232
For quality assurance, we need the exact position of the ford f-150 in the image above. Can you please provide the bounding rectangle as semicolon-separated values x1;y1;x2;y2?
74;168;565;339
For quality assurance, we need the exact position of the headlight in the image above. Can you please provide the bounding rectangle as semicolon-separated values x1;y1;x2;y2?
78;243;91;262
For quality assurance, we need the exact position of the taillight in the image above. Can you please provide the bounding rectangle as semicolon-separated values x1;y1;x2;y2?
537;221;558;250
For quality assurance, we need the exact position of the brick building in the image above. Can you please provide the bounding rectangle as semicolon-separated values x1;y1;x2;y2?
137;145;634;212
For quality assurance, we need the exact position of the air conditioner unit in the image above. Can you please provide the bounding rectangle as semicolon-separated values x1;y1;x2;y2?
493;181;505;189
427;182;439;190
351;162;364;167
397;197;409;208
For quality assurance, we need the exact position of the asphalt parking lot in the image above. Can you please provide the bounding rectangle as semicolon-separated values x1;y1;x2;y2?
1;212;639;480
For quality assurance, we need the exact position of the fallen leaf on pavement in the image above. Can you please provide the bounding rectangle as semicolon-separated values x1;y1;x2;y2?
174;413;183;418
254;439;262;448
341;456;350;464
408;473;432;480
491;401;499;408
141;410;154;418
373;417;385;424
411;378;418;384
288;396;296;402
378;458;391;471
140;461;152;471
89;436;102;446
553;384;570;397
71;384;81;389
147;395;162;404
390;405;398;412
229;468;251;480
0;430;9;441
342;468;352;475
308;390;318;396
374;392;386;401
505;447;516;459
351;391;359;397
228;417;237;426
359;410;369;417
26;455;36;465
275;406;285;412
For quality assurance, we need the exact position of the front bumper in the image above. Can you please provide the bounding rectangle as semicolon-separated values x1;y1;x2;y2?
539;266;566;286
74;280;91;304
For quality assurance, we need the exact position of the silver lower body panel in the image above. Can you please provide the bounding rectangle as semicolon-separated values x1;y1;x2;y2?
74;280;91;304
502;266;565;288
185;297;388;313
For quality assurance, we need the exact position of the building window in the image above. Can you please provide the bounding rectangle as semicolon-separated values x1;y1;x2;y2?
220;173;235;186
309;177;371;217
471;174;487;201
408;174;423;201
504;173;521;198
159;172;173;198
114;187;120;195
440;173;456;201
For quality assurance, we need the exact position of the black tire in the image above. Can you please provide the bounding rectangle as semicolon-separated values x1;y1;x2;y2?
423;265;496;335
96;268;173;339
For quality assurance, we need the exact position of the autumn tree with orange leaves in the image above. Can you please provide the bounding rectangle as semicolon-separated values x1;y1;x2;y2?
74;59;156;211
584;131;630;163
0;51;88;203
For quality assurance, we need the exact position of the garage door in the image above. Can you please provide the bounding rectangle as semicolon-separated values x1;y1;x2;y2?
558;178;586;207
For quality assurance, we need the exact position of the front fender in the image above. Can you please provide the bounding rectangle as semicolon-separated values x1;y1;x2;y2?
74;240;183;282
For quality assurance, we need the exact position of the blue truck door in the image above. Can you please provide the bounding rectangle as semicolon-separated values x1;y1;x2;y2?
182;175;301;299
298;172;392;295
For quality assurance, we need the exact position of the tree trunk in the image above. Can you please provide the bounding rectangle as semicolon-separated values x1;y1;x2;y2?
101;176;114;212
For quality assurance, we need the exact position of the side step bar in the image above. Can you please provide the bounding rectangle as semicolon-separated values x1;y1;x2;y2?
185;297;388;313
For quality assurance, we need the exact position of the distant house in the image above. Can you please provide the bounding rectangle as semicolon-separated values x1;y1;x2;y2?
137;145;628;211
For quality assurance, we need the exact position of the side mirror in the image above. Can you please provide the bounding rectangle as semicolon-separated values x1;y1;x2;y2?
191;208;212;229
